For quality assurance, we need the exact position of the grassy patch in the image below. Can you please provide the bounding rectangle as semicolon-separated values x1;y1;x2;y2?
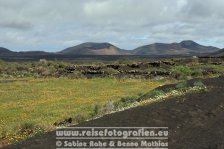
0;77;167;145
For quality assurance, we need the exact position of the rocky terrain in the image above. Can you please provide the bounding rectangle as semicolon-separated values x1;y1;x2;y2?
0;57;223;79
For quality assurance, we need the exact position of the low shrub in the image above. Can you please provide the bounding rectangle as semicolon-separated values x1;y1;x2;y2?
68;71;85;79
175;81;188;90
193;80;207;91
143;90;165;100
74;113;87;123
115;96;138;109
102;101;115;113
172;66;193;79
20;122;35;133
91;104;102;117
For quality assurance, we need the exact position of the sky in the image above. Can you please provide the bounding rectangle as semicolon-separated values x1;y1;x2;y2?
0;0;224;52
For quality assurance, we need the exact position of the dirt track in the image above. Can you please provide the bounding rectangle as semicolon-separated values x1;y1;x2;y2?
4;76;224;149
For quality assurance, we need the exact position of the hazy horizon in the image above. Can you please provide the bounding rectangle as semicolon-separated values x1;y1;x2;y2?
1;40;222;53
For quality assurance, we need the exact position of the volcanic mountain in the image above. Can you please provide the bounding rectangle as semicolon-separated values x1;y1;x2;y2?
59;42;129;55
0;47;15;55
210;48;224;57
133;40;220;56
0;40;221;57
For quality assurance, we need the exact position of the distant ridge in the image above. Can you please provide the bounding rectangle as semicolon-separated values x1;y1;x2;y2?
210;48;224;57
0;47;14;55
0;40;221;57
18;51;51;55
132;40;220;56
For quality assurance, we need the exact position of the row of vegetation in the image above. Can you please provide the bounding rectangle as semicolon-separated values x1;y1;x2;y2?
0;58;223;79
113;80;208;111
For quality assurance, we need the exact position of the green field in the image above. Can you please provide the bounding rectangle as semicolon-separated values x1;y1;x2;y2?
1;58;223;146
0;77;168;144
